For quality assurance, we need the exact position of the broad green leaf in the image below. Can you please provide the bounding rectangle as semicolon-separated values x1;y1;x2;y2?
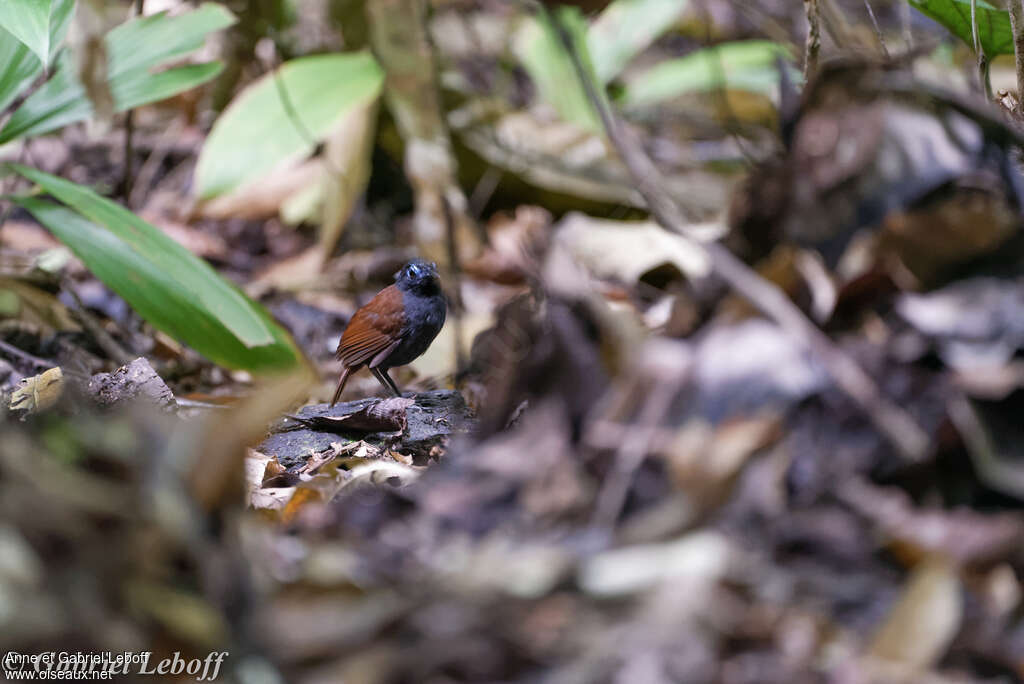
47;0;75;61
0;0;74;111
0;0;53;65
105;3;234;76
0;3;234;144
909;0;1013;57
588;0;688;84
8;165;304;372
194;52;384;200
620;40;793;108
514;8;605;133
112;62;224;110
0;26;42;113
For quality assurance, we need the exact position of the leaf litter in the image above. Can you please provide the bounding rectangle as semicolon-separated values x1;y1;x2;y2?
2;5;1024;684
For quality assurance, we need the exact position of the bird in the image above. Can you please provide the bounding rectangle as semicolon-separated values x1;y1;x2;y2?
331;260;447;406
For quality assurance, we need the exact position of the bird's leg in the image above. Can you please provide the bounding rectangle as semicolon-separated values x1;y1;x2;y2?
371;367;402;397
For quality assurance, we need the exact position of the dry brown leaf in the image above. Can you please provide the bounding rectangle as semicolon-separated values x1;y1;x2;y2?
838;479;1024;567
9;367;64;414
663;413;782;505
552;213;717;285
463;206;551;285
320;98;378;257
0;220;62;251
286;398;414;434
247;246;327;297
245;450;273;493
251;487;297;513
139;211;229;260
0;278;81;332
196;158;324;220
190;371;316;512
867;556;962;669
280;487;324;523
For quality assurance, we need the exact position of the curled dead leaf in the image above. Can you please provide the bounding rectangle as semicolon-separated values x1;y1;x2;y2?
9;367;64;414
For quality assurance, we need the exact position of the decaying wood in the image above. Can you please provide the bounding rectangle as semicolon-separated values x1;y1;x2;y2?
88;357;176;410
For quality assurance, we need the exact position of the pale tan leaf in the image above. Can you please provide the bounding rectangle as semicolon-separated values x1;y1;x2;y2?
196;158;324;220
319;98;378;257
868;557;962;669
9;367;64;413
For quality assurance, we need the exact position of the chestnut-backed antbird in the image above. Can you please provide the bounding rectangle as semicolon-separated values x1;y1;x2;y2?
331;260;446;406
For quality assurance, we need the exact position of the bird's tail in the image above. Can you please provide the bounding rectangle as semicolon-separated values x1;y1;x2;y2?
330;367;353;407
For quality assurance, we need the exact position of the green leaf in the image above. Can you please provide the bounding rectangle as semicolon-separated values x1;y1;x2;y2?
909;0;1013;57
0;0;73;110
7;165;305;372
0;27;42;113
0;0;53;65
194;52;384;200
588;0;688;84
619;40;794;108
105;3;234;76
515;8;605;133
0;3;234;144
112;62;224;111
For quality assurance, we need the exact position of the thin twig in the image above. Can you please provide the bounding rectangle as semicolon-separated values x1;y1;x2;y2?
122;115;135;204
900;0;914;49
273;67;319;150
442;195;466;377
548;11;931;463
0;338;54;370
804;0;821;80
696;1;757;166
66;283;134;365
591;372;682;529
120;0;145;205
971;0;992;99
468;167;502;221
0;143;31;240
971;0;980;54
270;54;347;189
863;0;890;58
1008;0;1024;115
947;395;1024;498
129;118;185;209
0;72;50;128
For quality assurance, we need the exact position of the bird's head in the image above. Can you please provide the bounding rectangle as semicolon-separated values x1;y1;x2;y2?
395;259;441;295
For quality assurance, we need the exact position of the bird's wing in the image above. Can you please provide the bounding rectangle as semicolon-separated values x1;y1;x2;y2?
335;285;405;367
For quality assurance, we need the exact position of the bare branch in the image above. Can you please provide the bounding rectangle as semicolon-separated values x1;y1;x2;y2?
804;0;821;80
971;0;993;99
863;0;890;58
1008;0;1024;114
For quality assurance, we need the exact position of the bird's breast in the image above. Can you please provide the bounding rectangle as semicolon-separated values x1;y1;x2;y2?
382;292;446;367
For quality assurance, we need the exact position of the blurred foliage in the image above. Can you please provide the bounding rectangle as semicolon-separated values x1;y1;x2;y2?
0;0;74;112
0;3;234;144
517;8;604;133
910;0;1014;57
0;2;306;373
2;1;1024;681
517;2;791;130
620;40;795;108
0;0;71;66
8;166;306;372
194;52;383;200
